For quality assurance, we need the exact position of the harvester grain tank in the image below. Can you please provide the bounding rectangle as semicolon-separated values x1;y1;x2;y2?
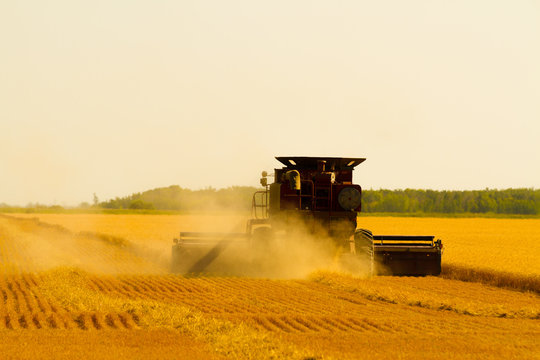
172;156;443;276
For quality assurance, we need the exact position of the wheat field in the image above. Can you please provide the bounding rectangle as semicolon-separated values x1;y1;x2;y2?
0;213;539;359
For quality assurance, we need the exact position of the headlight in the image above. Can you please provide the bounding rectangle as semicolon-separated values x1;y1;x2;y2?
338;187;361;210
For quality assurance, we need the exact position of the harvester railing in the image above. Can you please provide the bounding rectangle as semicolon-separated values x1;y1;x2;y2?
252;190;269;219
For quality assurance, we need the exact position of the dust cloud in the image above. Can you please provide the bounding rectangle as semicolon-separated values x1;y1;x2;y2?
0;215;167;275
173;215;372;279
0;213;371;279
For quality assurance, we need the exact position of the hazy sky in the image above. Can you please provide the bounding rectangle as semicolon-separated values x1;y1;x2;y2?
1;1;539;206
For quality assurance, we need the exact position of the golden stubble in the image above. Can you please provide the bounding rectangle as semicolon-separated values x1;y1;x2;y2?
1;213;539;359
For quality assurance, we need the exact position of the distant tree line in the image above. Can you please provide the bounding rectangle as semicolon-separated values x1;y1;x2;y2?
100;185;257;211
362;188;539;215
99;186;539;215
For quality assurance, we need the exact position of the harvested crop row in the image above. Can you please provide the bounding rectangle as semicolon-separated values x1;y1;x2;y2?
0;273;141;330
17;267;538;360
0;311;137;330
89;275;378;318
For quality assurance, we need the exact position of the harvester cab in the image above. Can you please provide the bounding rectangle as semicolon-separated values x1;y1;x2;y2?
172;156;443;276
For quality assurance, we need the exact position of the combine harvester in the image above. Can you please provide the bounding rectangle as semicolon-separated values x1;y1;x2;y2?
172;157;443;276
